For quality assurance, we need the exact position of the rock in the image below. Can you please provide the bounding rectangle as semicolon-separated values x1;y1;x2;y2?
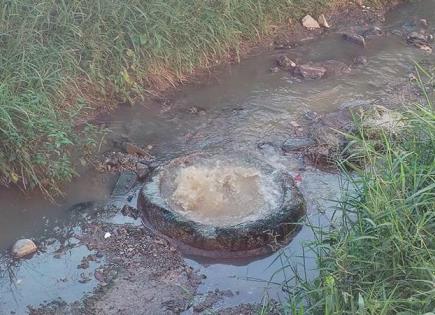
121;205;140;220
94;270;105;282
12;239;37;258
342;32;366;47
407;32;432;53
360;105;404;138
78;258;90;269
303;110;320;121
305;109;356;166
136;162;150;180
257;142;281;155
361;26;383;38
318;14;330;28
78;273;92;284
295;64;327;79
407;31;428;42
282;138;316;152
104;156;119;167
276;55;296;70
391;29;403;37
417;44;432;53
111;171;137;197
420;19;428;27
301;15;320;29
274;39;296;49
353;55;368;65
187;106;205;115
322;60;351;76
355;0;364;6
408;73;417;81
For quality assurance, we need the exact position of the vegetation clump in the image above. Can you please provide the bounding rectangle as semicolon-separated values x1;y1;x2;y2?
282;80;434;314
0;0;390;193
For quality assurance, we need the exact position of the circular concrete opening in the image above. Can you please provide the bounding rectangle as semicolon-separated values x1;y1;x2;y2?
138;152;305;254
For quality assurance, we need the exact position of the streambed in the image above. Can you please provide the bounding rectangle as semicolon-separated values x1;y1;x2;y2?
1;1;434;313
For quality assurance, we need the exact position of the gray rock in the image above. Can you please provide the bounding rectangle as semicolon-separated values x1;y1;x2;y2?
136;163;150;181
322;60;351;75
282;138;315;152
112;172;137;197
391;29;403;37
342;33;366;47
296;64;327;79
361;26;383;38
407;32;432;53
360;105;404;138
407;31;428;42
303;110;321;121
353;55;368;65
12;239;37;258
305;108;356;166
104;156;119;167
276;55;296;70
420;19;428;28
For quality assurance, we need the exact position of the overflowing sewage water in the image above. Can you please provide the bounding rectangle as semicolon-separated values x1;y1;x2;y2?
1;1;435;313
170;164;270;226
161;156;283;227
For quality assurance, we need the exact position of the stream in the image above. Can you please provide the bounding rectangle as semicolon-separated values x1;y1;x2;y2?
1;1;434;313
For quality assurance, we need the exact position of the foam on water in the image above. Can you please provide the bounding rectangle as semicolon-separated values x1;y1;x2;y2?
169;162;279;226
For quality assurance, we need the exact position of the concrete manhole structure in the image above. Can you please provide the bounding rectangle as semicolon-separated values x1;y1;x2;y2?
138;152;306;255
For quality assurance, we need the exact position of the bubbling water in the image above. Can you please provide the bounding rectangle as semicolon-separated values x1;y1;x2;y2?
169;163;280;226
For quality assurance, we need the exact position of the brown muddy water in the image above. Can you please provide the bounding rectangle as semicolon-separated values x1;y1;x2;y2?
1;1;435;313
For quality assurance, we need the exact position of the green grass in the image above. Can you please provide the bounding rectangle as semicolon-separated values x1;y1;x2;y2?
280;78;435;314
1;0;392;194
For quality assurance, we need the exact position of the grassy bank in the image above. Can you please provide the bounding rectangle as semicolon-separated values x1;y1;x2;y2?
0;0;392;194
281;82;434;313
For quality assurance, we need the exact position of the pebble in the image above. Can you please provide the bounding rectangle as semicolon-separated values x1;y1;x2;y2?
296;64;327;80
353;55;368;65
276;55;296;69
12;239;37;258
420;18;428;27
270;66;280;73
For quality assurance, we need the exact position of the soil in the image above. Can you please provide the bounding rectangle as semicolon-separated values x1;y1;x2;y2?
28;222;202;315
26;2;423;314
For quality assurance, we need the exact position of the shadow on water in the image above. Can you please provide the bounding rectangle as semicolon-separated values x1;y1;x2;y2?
0;0;434;312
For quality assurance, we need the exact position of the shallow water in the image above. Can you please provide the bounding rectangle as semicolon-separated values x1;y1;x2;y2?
1;0;434;312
